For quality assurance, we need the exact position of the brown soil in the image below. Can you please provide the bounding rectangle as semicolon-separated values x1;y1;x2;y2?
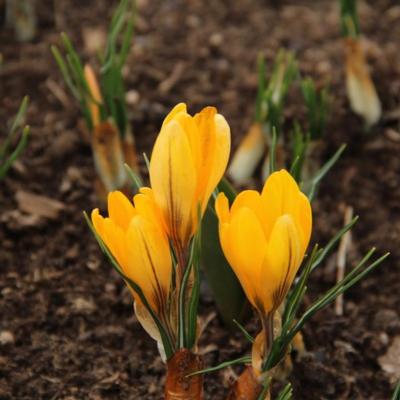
1;0;400;399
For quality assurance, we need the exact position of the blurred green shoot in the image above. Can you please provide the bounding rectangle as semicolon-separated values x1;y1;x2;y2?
230;51;333;187
5;0;37;42
258;50;298;137
340;0;360;38
0;97;30;180
276;383;293;400
392;381;400;400
289;123;309;183
301;77;330;140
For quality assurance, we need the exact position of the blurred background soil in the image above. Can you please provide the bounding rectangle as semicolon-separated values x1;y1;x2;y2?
1;0;400;398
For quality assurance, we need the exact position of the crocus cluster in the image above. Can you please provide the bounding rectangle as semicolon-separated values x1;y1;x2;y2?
90;103;312;398
91;104;231;365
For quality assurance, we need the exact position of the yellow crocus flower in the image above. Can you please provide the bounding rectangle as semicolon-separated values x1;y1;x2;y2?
215;170;312;314
149;103;231;256
91;190;172;313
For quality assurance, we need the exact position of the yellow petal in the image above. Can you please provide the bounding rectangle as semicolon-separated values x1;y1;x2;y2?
91;208;104;237
125;215;172;311
215;192;230;224
261;215;303;312
223;207;267;308
296;192;312;249
108;191;136;231
230;190;269;239
161;103;187;128
92;209;129;268
150;119;197;248
201;113;231;210
261;170;303;238
193;108;231;212
134;187;166;233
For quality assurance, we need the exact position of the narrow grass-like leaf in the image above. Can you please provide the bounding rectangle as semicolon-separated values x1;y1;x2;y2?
233;319;254;343
124;163;143;191
0;96;29;161
276;383;293;400
186;355;252;377
263;250;388;371
143;152;150;173
340;0;360;38
311;216;358;272
257;378;272;400
255;53;266;123
307;144;346;201
187;210;202;348
268;127;278;175
0;126;29;180
392;381;400;400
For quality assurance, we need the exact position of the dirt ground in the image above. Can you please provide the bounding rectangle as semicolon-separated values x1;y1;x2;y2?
1;0;400;399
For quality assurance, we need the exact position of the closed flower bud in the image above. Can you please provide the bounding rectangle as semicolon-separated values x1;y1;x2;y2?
91;190;172;314
216;170;312;315
150;103;231;253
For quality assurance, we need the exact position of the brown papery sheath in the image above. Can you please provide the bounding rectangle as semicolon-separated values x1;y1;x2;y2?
165;349;204;400
225;366;270;400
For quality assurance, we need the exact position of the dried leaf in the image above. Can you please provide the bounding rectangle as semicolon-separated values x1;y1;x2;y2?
15;190;64;219
378;336;400;383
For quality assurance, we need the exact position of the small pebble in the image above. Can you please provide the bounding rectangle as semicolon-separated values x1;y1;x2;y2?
0;331;15;345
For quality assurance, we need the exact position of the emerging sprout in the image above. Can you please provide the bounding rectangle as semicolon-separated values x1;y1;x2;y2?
340;0;381;127
0;97;29;180
301;77;330;141
52;0;139;196
5;0;37;42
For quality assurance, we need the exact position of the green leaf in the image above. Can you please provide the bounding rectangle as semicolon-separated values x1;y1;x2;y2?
233;319;254;343
263;249;389;371
124;162;143;191
187;213;202;349
0;96;29;162
0;126;29;180
186;355;251;377
307;144;346;201
267;127;278;175
311;215;358;272
276;383;293;400
392;381;400;400
301;77;330;140
255;53;266;123
257;379;272;400
290;123;309;183
340;0;360;38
